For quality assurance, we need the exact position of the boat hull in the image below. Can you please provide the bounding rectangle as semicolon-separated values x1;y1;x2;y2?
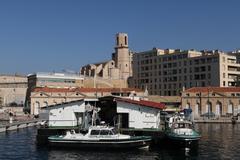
165;132;200;149
166;132;201;142
48;136;152;149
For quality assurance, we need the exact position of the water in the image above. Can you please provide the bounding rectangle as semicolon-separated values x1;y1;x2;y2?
0;124;240;160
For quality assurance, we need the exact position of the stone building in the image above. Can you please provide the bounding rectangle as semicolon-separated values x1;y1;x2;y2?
27;72;84;89
181;87;240;120
0;75;27;106
30;87;144;115
130;48;240;96
80;33;133;81
26;72;84;107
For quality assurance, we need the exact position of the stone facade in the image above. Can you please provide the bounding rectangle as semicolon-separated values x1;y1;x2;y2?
30;87;144;115
182;87;240;120
0;75;27;106
26;72;84;107
131;48;240;96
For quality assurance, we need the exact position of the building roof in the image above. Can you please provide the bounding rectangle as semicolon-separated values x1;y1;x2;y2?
41;99;84;109
32;87;143;93
116;98;165;110
185;87;240;93
28;72;84;80
148;95;181;103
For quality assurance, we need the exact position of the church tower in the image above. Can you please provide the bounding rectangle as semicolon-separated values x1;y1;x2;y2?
112;33;132;79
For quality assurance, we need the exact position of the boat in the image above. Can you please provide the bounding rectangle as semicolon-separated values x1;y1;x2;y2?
48;125;152;149
164;113;201;147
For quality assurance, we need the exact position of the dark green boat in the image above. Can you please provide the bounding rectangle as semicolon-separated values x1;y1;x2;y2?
165;114;201;145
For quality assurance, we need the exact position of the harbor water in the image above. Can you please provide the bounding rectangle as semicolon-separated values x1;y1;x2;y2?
0;123;240;160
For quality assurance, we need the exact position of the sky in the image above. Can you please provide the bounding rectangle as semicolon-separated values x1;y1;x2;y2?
0;0;239;74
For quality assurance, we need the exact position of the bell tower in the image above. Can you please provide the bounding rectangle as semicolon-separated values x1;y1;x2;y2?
113;33;132;79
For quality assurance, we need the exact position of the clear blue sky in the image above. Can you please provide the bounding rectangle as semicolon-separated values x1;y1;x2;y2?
0;0;239;74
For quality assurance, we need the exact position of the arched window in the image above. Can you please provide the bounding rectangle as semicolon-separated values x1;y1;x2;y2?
238;104;240;115
228;102;234;114
116;36;119;46
34;101;40;115
185;103;190;109
206;101;212;113
43;101;48;108
216;102;222;116
195;103;200;117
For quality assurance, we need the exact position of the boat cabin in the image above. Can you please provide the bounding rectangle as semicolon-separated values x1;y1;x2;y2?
88;126;117;136
172;121;193;129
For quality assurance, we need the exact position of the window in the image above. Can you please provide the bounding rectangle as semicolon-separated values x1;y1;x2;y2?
208;66;211;71
201;59;206;64
184;68;187;73
90;130;100;135
164;84;167;89
100;130;109;135
116;37;119;45
179;83;182;88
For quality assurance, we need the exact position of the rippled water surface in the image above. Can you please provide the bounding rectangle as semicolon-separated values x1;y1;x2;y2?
0;124;240;160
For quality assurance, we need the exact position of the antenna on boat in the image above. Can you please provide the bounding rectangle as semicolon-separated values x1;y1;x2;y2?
91;107;101;126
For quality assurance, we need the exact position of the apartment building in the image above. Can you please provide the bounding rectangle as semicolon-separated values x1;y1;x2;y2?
131;48;240;96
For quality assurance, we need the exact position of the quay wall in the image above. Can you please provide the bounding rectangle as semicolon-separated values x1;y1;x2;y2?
0;120;45;133
195;119;240;123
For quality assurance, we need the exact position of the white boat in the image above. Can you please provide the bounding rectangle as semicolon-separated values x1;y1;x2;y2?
48;125;152;149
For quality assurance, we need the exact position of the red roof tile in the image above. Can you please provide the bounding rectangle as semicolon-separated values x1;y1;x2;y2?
116;98;165;110
32;87;143;93
185;87;240;93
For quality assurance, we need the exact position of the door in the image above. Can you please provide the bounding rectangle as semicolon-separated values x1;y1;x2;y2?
117;113;129;128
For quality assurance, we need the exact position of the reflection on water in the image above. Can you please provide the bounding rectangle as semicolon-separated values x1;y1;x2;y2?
0;124;240;160
48;149;158;160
